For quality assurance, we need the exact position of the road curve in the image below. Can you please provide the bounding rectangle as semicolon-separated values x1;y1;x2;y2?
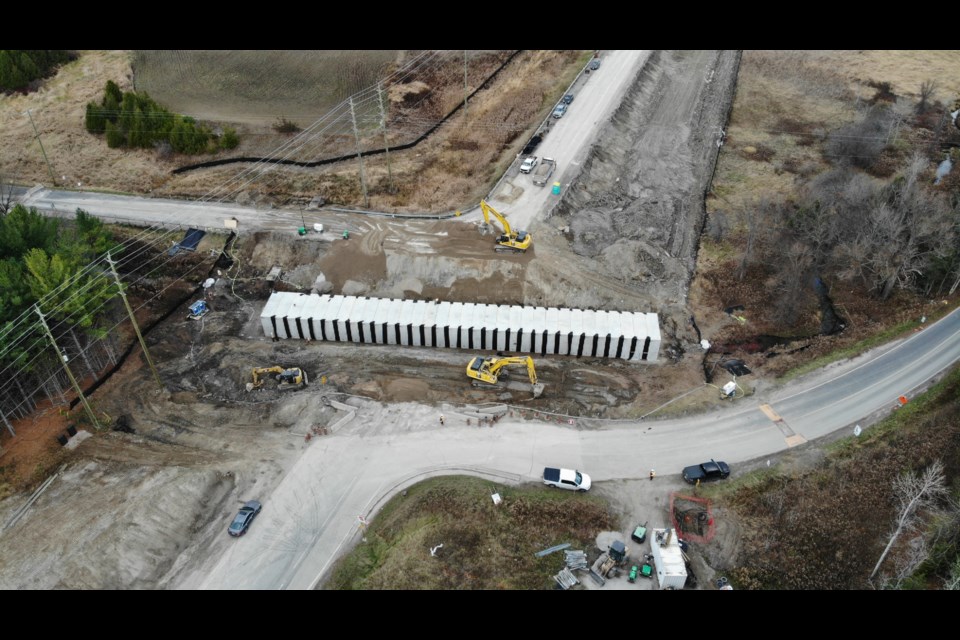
187;307;959;590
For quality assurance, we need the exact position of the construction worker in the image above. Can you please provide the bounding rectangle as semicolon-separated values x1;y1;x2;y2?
439;414;445;426
649;469;656;481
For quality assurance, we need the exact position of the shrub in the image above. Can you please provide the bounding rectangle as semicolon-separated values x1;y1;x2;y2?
825;105;894;170
219;127;239;150
273;116;301;134
88;80;230;155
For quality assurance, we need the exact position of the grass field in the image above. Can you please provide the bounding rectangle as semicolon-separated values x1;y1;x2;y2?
132;50;403;127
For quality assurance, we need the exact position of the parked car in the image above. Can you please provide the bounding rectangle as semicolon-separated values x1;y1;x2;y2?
228;500;262;537
589;58;601;71
519;156;539;174
562;94;574;105
522;134;542;156
552;104;567;119
682;460;730;484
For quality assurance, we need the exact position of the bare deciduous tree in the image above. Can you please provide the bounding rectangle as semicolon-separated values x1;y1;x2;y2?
0;171;16;215
773;241;813;326
916;79;938;115
946;557;960;590
735;195;778;281
871;460;948;580
833;155;955;299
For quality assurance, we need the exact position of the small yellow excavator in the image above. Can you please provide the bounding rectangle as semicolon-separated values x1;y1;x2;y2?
479;200;532;253
246;366;308;392
466;355;544;398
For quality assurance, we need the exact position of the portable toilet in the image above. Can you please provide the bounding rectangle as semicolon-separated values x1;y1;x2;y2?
188;300;209;320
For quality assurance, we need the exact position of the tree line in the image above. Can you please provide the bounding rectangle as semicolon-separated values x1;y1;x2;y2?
85;80;238;154
0;50;73;92
0;205;118;372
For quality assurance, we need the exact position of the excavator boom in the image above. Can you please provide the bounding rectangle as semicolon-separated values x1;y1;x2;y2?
479;200;532;253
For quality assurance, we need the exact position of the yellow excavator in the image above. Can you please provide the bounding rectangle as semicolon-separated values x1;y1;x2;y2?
246;366;308;392
466;355;544;398
479;200;532;253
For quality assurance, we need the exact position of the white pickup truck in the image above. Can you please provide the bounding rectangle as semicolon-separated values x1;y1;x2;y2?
519;156;539;174
542;467;591;492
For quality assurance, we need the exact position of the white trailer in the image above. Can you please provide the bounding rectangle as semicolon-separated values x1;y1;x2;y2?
650;528;687;590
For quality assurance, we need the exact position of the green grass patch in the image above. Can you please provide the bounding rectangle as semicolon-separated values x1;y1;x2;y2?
323;475;615;590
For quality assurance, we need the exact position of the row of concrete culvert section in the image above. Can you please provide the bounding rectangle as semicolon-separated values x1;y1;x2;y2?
260;292;661;362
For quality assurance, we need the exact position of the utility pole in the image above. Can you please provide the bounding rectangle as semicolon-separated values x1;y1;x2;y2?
25;110;56;187
376;82;395;193
349;97;369;208
1;411;14;437
464;50;469;118
35;305;100;429
106;252;163;390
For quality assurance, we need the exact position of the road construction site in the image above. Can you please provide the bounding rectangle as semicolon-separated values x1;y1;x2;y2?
0;50;742;589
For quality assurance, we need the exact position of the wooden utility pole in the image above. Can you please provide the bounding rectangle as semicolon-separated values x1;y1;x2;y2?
106;252;163;390
26;109;56;186
34;305;100;429
376;82;394;192
349;97;369;207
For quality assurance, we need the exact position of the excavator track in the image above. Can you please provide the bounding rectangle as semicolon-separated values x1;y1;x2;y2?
471;379;544;398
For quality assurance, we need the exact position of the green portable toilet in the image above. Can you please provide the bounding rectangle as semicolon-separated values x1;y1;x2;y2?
551;182;561;195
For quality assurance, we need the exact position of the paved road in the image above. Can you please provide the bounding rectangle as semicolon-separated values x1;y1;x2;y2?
187;306;960;590
14;51;650;240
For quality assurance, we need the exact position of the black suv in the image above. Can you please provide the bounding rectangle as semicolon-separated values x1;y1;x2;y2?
562;94;574;105
682;459;730;483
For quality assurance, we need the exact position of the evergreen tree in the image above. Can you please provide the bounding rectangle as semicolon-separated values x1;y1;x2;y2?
0;51;13;89
105;120;125;148
24;248;113;329
85;102;106;133
104;80;122;108
17;52;38;83
0;204;60;260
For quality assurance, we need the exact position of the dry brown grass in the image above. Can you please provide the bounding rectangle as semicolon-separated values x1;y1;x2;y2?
2;50;587;215
156;50;587;213
0;50;171;194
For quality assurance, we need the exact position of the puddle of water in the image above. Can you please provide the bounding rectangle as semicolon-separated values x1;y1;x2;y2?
935;155;953;185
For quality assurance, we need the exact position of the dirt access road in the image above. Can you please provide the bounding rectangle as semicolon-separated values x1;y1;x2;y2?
0;51;743;590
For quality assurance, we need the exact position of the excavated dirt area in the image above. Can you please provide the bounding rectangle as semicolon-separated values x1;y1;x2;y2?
0;51;741;589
